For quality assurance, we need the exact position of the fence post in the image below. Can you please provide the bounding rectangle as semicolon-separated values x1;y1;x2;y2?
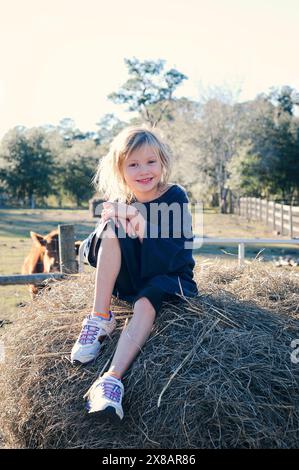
238;243;245;268
78;240;87;273
266;200;269;226
280;204;284;235
58;225;78;274
273;202;276;231
246;198;249;219
289;205;293;238
260;198;262;221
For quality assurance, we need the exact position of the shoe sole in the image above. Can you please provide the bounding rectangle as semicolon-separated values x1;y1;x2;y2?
87;406;122;424
71;333;115;366
72;358;96;366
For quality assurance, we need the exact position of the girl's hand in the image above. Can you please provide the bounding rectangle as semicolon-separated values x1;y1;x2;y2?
101;202;138;236
102;214;137;237
123;218;137;238
101;206;120;228
101;201;145;241
102;201;139;222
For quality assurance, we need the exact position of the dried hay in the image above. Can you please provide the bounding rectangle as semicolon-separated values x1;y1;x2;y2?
0;260;299;449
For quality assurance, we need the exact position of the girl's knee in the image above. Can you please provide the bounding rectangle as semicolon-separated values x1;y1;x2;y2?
134;297;156;316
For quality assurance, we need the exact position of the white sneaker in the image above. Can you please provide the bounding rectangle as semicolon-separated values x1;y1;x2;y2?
84;374;124;421
71;313;116;365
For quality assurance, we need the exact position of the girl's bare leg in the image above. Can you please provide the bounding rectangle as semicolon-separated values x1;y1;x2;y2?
90;221;156;380
106;297;156;379
92;223;121;314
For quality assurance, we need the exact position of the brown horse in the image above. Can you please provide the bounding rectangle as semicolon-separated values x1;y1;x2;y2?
22;229;81;298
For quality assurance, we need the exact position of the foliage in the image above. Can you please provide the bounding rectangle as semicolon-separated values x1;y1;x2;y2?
0;127;58;207
0;53;298;209
228;95;299;202
108;57;187;127
60;156;96;207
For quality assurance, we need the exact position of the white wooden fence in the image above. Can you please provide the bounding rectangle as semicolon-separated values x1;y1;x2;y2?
193;237;299;267
237;197;299;238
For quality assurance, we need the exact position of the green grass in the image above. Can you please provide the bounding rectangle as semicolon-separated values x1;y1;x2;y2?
0;208;95;239
0;208;97;319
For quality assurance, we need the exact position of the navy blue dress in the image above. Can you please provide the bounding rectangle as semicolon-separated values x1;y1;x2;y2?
83;184;198;314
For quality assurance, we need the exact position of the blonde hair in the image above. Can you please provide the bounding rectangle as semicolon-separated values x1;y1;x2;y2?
92;124;173;204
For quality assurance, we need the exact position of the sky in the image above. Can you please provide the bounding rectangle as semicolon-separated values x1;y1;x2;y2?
0;0;298;139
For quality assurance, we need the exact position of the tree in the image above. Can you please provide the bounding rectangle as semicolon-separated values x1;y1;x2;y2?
156;97;203;197
227;97;299;203
57;118;77;142
60;156;95;207
108;57;187;127
196;98;241;212
263;85;298;117
95;113;128;144
0;127;58;207
227;143;270;197
270;113;299;201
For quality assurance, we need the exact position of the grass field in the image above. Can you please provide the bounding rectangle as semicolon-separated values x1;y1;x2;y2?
195;209;299;260
0;207;298;319
0;208;96;319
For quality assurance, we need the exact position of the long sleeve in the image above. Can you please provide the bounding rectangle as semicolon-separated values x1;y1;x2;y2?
140;187;195;280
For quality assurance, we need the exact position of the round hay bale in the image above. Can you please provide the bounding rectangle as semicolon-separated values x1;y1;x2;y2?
1;261;299;449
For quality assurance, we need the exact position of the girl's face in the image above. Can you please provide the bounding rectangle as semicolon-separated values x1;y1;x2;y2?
122;144;163;202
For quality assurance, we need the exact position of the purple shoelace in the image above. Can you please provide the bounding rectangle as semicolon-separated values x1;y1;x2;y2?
96;379;122;403
79;322;100;345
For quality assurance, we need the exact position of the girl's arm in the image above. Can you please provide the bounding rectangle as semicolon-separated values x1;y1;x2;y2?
101;203;146;242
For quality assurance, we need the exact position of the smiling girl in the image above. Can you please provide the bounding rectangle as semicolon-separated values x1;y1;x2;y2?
71;125;198;421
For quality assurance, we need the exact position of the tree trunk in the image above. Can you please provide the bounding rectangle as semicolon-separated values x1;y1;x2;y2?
228;189;233;214
30;194;35;209
220;187;228;214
